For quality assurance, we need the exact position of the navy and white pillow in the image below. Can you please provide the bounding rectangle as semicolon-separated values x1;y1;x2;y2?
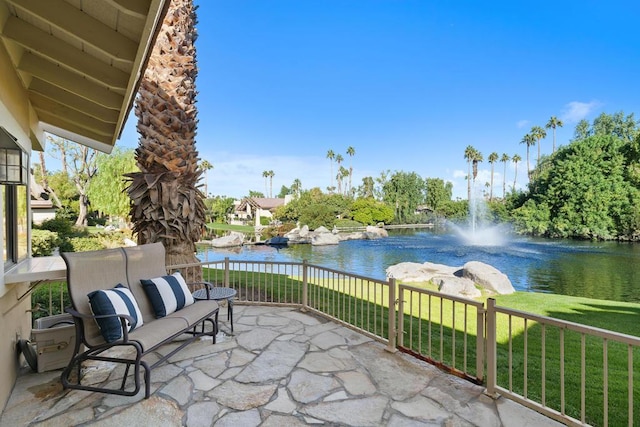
88;284;144;343
141;272;195;318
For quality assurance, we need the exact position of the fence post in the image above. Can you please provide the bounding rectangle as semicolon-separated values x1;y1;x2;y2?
485;298;498;398
397;283;404;348
302;260;308;311
476;302;486;383
386;277;397;353
224;257;230;287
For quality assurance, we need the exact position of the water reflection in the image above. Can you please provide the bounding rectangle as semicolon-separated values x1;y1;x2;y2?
197;230;640;303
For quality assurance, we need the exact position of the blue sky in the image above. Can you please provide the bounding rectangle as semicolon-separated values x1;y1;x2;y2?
114;0;640;200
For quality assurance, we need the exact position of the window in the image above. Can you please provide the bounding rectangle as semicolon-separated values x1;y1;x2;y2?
3;184;28;269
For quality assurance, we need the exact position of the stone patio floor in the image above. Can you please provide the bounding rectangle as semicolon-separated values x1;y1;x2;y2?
0;305;563;426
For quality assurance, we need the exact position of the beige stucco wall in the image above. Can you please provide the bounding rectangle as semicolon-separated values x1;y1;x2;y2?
0;283;32;412
0;36;36;413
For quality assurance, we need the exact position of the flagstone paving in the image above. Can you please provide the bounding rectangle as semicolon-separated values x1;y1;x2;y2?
0;305;562;426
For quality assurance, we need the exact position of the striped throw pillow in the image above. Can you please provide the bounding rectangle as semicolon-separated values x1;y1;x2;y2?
141;272;195;318
88;285;144;343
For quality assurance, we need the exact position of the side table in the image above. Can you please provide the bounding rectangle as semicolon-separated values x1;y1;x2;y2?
192;287;237;332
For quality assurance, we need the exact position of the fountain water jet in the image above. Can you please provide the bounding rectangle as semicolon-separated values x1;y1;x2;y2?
449;188;508;247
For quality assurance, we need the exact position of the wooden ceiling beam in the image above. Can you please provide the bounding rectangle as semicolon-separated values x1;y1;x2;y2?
6;0;137;63
20;54;123;109
37;110;113;145
28;79;120;123
2;16;130;90
103;0;151;19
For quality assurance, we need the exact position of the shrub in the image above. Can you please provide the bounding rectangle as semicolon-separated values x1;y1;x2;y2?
31;229;60;257
68;237;105;252
36;217;74;237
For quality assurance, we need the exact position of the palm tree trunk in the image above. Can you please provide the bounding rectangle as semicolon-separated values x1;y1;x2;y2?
126;0;205;282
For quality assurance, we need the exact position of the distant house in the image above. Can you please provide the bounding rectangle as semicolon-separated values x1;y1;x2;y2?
234;196;292;227
30;175;57;225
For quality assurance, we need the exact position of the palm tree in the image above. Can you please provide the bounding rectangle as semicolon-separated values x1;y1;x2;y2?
267;170;275;197
335;154;344;194
291;178;302;197
326;150;335;192
463;145;476;202
530;125;547;165
512;153;522;191
472;150;483;188
200;160;213;197
339;166;350;195
545;116;564;153
346;146;355;194
126;0;205;278
262;170;269;196
488;152;498;201
500;153;510;199
520;133;536;180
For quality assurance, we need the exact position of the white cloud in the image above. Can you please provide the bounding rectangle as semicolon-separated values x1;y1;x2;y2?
453;169;466;179
560;100;601;123
516;119;530;129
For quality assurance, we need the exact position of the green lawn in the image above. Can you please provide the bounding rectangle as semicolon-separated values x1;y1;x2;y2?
206;223;254;233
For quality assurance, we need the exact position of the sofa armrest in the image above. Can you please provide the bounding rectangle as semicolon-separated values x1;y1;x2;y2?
65;306;135;342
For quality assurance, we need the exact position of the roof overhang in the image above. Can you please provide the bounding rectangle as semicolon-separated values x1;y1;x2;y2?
0;0;169;153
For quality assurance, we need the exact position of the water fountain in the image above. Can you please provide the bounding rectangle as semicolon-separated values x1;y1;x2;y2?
450;187;508;247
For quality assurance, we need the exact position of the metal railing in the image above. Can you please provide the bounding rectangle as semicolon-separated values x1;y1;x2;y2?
486;298;640;427
397;284;485;384
30;257;640;426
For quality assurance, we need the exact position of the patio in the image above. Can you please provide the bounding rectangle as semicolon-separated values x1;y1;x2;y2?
0;305;560;426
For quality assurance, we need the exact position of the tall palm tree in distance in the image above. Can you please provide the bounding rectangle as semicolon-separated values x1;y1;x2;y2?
512;153;522;191
500;153;510;199
530;125;547;166
472;149;483;189
520;133;536;180
464;145;476;202
335;154;344;194
262;170;269;196
291;178;302;197
326;150;335;192
488;152;498;201
346;146;355;195
545;116;564;153
200;160;213;197
267;170;275;197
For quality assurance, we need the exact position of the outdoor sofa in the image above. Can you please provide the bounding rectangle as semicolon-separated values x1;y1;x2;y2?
60;242;219;398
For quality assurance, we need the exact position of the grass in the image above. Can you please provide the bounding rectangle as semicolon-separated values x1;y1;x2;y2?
206;223;255;233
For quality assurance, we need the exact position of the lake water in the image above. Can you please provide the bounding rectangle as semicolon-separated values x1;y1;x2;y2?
197;229;640;303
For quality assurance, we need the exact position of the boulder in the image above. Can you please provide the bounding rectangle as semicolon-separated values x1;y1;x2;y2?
314;226;330;234
462;261;515;294
435;276;481;299
209;233;244;248
386;262;460;282
299;225;310;238
339;232;366;241
365;225;388;238
284;227;310;244
311;233;340;246
363;232;383;240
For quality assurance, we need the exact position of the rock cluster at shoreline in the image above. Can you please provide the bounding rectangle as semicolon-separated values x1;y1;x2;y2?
204;225;389;248
285;225;388;246
386;260;515;299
